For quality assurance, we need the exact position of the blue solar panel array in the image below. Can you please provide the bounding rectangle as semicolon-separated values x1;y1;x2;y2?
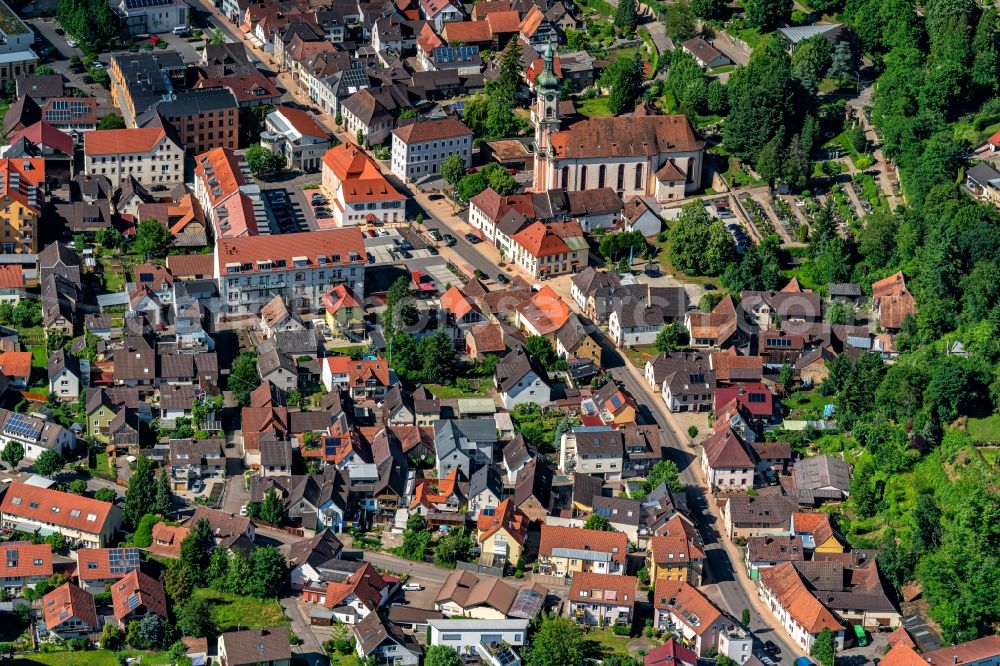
109;548;140;575
4;413;42;439
433;46;479;63
126;593;140;610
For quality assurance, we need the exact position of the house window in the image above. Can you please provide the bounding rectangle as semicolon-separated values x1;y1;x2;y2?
635;164;643;190
598;164;606;188
617;164;625;190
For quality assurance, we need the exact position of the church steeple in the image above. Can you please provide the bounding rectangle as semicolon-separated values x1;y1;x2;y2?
533;41;560;192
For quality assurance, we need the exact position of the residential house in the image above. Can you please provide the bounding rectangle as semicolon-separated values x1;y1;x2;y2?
757;562;845;653
468;465;503;518
686;295;738;348
609;301;666;348
168;438;225;491
701;427;756;491
654;580;737;657
218;628;291;666
476;499;528;568
409;468;464;515
509;220;588;279
514;286;570;337
567;572;637;627
323;284;364;335
0;264;24;303
189;506;256;553
645;352;714;412
340;84;412;147
41;582;98;638
0;541;53;596
559;427;624;480
390;117;473;181
148;523;189;559
555;313;601;365
354;612;422;666
714;383;775;423
75;547;141;593
682;37;731;68
193;146;267;239
0;481;122;547
0;409;76;461
420;0;464;32
502;435;532;484
790;513;847;553
434;570;546;619
306;562;390;624
871;272;916;333
512;456;552;521
720;493;799;540
745;535;805;578
284;529;345;590
434;418;497;480
111;570;168;627
645;640;698;666
537;524;627;576
494;347;551;409
590;381;637;425
590;496;642;543
148;87;240;154
47;349;83;401
647;514;706;585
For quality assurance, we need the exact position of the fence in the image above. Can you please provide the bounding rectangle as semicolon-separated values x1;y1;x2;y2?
456;561;504;578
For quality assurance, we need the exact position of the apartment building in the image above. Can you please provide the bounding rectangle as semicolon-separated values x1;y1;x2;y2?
0;482;123;547
109;51;186;126
0;408;76;461
263;105;331;172
390;117;472;181
193;147;267;239
83;127;184;188
321;144;406;227
559;426;624;480
116;0;188;36
0;157;44;253
509;220;588;279
214;228;367;316
152;88;239;154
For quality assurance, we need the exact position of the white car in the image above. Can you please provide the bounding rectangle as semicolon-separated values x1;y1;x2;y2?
401;583;423;591
66;39;78;48
240;504;248;517
91;61;104;70
191;479;204;493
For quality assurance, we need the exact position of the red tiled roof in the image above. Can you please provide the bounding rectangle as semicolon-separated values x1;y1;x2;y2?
758;562;842;634
702;427;755;470
653;579;726;636
166;253;214;278
148;523;189;559
216;228;367;274
568;571;637;607
348;358;390;388
440;285;476;319
442;20;492;43
410;468;461;510
84;127;167;156
645;638;698;666
476;498;528;545
1;483;118;535
515;286;570;335
197;73;281;104
322;562;387;611
323;284;362;313
273;104;328;138
714;382;773;417
43;582;98;630
486;9;522;32
881;644;925;666
393;117;472;144
0;264;23;289
649;515;705;564
923;636;1000;666
10;120;73;155
512;221;570;258
0;351;34;380
550;115;703;159
538;524;628;562
0;541;52;579
687;295;737;341
77;547;141;582
194;147;247;209
322;144;405;204
518;5;545;36
111;569;168;621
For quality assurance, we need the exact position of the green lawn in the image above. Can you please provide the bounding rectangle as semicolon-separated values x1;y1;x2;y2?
782;389;833;420
623;345;659;368
191;588;288;632
425;382;489;399
723;156;765;189
967;413;1000;443
29;345;47;369
576;96;613;118
582;628;634;657
709;64;737;74
14;651;171;666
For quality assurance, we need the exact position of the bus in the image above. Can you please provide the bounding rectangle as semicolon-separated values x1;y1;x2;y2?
854;625;869;647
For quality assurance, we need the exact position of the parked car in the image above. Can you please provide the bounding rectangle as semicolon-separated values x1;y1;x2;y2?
66;39;78;48
402;583;423;591
764;641;781;655
465;233;480;244
91;61;104;70
427;246;439;255
239;504;248;517
191;479;204;493
497;273;511;284
442;234;457;246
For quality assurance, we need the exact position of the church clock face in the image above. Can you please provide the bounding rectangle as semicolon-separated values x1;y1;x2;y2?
546;94;555;102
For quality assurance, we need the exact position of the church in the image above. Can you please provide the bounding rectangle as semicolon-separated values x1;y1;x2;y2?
531;43;706;202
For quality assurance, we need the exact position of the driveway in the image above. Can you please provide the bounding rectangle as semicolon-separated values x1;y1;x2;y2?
281;597;328;666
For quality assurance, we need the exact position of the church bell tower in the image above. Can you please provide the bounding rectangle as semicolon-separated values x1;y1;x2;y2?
533;41;560;192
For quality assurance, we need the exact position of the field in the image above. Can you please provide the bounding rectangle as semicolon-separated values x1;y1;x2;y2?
967;413;1000;442
623;344;659;368
425;382;489;399
191;588;288;632
13;651;172;666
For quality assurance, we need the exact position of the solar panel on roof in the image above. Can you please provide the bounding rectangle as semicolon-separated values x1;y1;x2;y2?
126;593;140;610
109;548;140;575
4;412;42;439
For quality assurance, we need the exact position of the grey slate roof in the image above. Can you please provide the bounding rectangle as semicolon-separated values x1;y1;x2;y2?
469;465;502;500
793;455;851;493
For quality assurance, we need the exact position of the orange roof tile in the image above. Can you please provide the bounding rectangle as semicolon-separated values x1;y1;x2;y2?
323;284;362;314
568;571;638;607
653;580;726;635
216;228;367;274
194;147;247;210
77;547;141;582
872;271;908;300
539;524;628;563
0;541;52;579
486;9;522;32
649;515;705;563
0;351;32;379
518;5;544;36
43;582;98;630
440;285;476;319
273;105;328;138
758;562;842;634
148;523;189;559
687;295;737;341
477;499;528;545
880;644;925;666
515;285;570;335
111;569;168;621
322;144;405;204
410;468;461;509
0;264;23;289
84;128;168;156
443;20;492;43
512;221;571;258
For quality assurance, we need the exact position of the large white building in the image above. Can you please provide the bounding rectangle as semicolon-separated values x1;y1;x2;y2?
0;409;76;461
0;1;39;87
531;44;704;199
83;127;184;188
117;0;189;36
262;105;331;172
390;117;472;181
321;144;406;227
214;228;367;316
427;619;528;653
